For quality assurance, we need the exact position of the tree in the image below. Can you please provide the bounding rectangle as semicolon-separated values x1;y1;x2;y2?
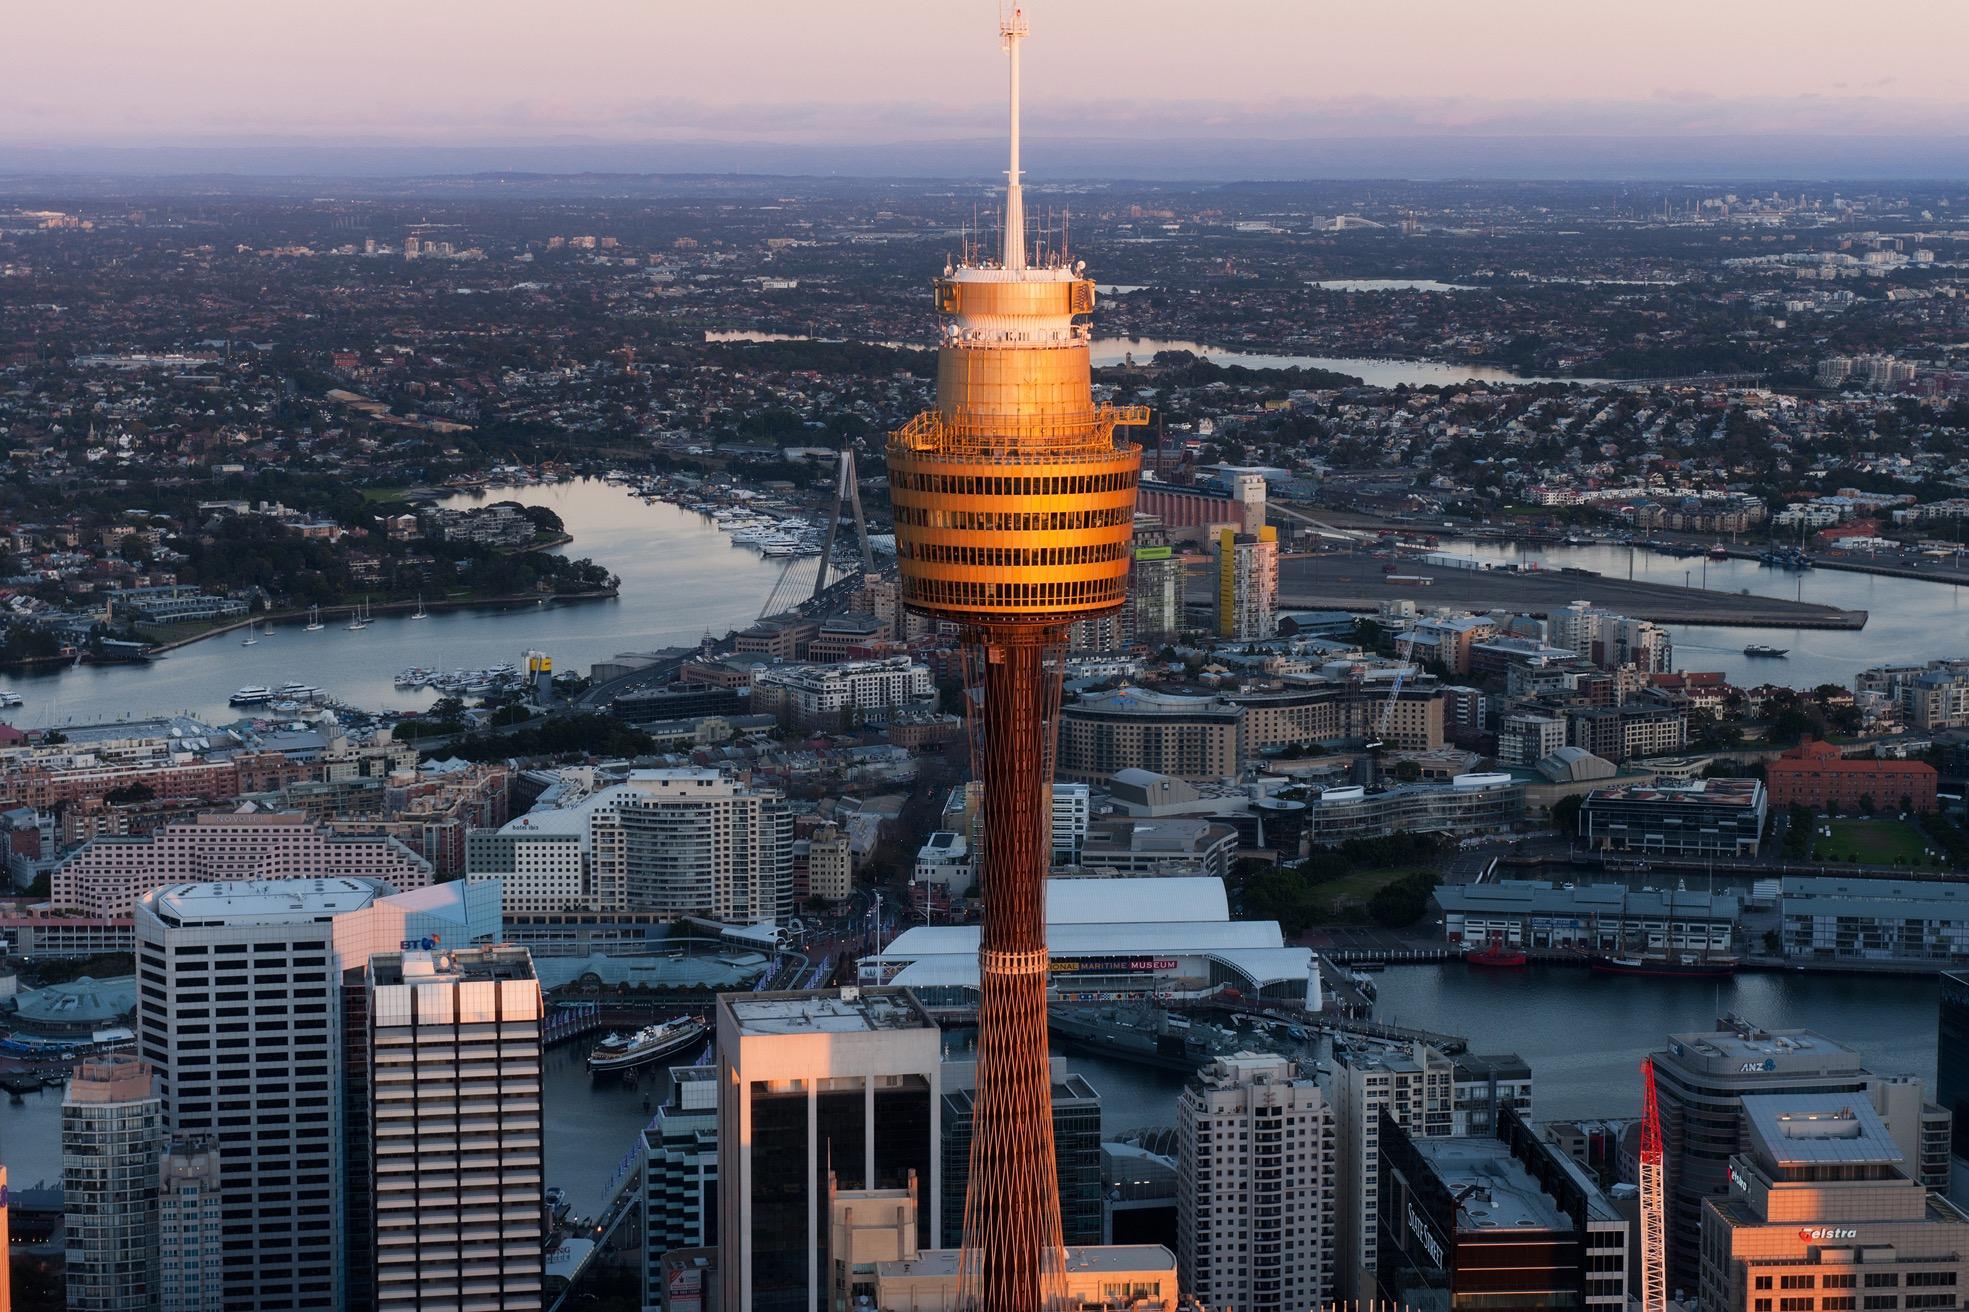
1550;793;1584;837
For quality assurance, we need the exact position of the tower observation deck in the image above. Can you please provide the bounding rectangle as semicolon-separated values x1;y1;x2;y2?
886;8;1145;1310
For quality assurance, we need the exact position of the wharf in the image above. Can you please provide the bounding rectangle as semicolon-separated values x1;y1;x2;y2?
1256;552;1866;630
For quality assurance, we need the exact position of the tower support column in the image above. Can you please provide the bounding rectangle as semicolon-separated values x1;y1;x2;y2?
960;624;1068;1311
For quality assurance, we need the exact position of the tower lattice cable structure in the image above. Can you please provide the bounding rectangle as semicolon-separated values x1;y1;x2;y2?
886;7;1145;1308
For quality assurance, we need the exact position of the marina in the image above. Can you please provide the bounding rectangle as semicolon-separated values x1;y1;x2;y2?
0;480;791;728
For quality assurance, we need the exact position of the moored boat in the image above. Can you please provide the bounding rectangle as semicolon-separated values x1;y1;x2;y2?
1463;940;1528;968
586;1015;707;1073
1590;950;1739;978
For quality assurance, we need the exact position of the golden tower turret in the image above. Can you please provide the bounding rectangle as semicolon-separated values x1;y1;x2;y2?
886;8;1144;1309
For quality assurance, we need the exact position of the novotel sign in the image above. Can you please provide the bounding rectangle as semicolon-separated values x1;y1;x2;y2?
1799;1227;1858;1243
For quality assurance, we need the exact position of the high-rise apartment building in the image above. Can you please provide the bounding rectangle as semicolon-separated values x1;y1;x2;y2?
717;988;942;1312
1214;526;1279;640
1332;1042;1454;1300
159;1138;225;1312
468;768;791;921
941;1059;1103;1249
62;1055;162;1311
642;1065;720;1312
1130;545;1185;646
806;823;854;903
1699;1095;1969;1312
1177;1054;1336;1312
1652;1017;1951;1296
134;877;502;1312
362;946;544;1310
53;813;434;917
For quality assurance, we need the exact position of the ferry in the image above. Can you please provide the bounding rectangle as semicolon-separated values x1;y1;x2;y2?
586;1016;708;1073
1743;643;1789;658
0;691;22;707
229;686;274;706
274;682;321;701
1591;950;1739;979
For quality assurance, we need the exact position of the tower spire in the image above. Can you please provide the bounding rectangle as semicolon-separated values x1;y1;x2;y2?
1000;5;1029;272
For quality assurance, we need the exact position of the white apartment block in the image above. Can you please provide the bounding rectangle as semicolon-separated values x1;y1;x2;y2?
1177;1054;1335;1312
159;1138;225;1312
53;813;433;918
1498;713;1566;767
752;655;934;729
1331;1042;1455;1302
469;769;792;922
365;946;544;1310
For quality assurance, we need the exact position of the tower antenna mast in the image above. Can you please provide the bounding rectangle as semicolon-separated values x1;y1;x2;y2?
1000;4;1029;272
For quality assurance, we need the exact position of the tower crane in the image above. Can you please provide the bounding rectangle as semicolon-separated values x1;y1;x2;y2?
1640;1057;1668;1312
1370;630;1420;748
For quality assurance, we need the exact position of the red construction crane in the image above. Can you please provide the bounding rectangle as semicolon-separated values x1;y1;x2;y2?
1640;1058;1668;1312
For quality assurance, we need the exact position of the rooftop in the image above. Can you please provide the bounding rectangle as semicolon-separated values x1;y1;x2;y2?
146;877;384;923
1587;777;1764;807
1661;1019;1861;1077
725;987;935;1035
877;1245;1176;1279
1412;1136;1570;1234
1742;1093;1903;1167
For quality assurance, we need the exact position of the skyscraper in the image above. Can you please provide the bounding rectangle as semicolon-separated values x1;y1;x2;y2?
133;877;503;1311
1177;1054;1336;1312
1651;1017;1950;1296
941;1059;1104;1250
642;1065;721;1311
1129;545;1185;647
362;945;544;1310
158;1138;225;1312
883;9;1145;1305
0;1164;11;1312
1214;526;1279;640
716;988;942;1312
61;1055;162;1312
1938;971;1969;1158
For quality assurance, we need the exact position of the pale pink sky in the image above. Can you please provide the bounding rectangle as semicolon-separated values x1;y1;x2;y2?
8;0;1966;144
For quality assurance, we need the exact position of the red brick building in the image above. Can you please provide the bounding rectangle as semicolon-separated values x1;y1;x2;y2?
1765;738;1938;813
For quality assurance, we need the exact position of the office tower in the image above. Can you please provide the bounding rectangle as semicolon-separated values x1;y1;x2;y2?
1378;1108;1630;1312
0;1165;10;1312
62;1055;162;1311
159;1139;225;1312
362;946;544;1310
53;813;434;917
1651;1017;1951;1297
1177;1054;1335;1312
1214;526;1279;640
1698;1094;1969;1312
1130;545;1184;646
882;9;1143;1305
470;768;792;920
942;1060;1103;1248
1939;971;1969;1159
134;877;503;1312
643;1066;720;1312
717;988;942;1312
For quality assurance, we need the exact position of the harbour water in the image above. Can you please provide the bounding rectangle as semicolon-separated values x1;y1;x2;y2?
1308;279;1480;293
3;480;792;728
1440;537;1969;688
1088;337;1609;387
701;327;1595;388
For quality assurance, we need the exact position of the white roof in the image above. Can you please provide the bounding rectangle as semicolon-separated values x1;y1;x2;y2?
150;878;383;921
882;917;1285;960
1045;875;1227;925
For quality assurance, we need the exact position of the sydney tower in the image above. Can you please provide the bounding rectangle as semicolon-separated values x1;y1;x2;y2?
886;8;1145;1308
